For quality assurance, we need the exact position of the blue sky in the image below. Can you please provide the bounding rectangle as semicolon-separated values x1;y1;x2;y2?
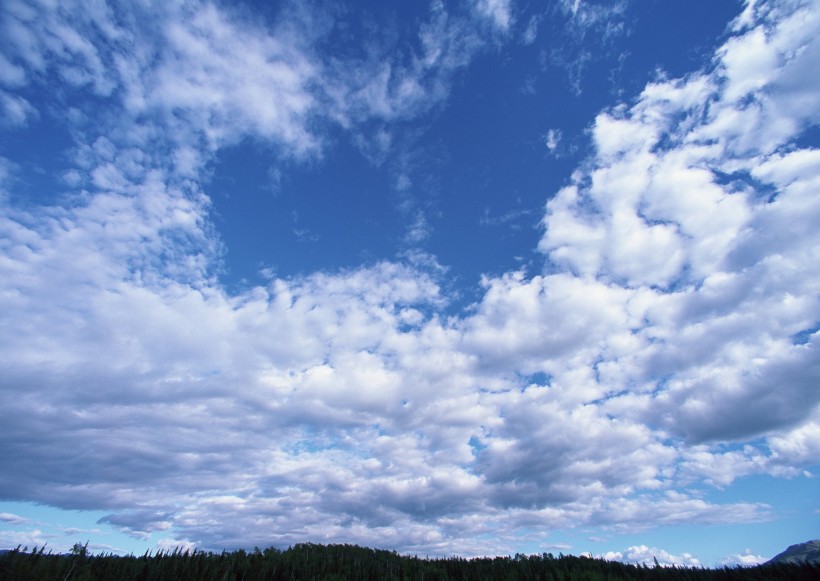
1;0;818;568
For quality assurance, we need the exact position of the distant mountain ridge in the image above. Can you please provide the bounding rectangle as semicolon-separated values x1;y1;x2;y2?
766;540;820;565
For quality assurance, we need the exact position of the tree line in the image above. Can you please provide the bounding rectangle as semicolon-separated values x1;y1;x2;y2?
1;542;817;580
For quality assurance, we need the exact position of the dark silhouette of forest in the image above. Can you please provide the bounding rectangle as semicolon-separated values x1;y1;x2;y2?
1;542;817;580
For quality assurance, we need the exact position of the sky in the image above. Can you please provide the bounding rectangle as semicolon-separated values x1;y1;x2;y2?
0;0;818;568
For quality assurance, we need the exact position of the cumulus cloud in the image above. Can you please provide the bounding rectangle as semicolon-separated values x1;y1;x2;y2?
0;0;817;558
722;549;767;567
601;545;701;567
536;0;820;453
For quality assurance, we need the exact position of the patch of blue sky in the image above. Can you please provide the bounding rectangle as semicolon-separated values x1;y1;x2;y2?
576;470;817;567
0;98;77;208
791;324;819;345
619;0;742;82
468;435;487;458
206;1;749;299
210;137;408;288
283;424;361;456
711;168;780;201
0;501;158;556
564;475;815;566
518;371;552;388
792;125;820;150
694;473;820;563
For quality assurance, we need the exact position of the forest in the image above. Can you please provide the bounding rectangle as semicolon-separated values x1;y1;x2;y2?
1;542;818;580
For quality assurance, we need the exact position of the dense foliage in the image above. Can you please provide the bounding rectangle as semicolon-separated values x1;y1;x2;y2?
1;543;818;580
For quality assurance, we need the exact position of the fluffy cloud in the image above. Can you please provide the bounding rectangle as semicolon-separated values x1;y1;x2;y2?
0;0;818;558
535;0;820;455
722;549;767;567
601;544;701;568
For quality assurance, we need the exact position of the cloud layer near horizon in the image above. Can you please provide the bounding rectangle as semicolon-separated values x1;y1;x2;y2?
1;0;819;559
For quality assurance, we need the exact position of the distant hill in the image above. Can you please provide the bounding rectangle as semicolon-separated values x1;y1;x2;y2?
766;540;820;565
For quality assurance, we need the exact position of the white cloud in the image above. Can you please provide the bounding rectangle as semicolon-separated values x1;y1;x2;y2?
0;90;36;127
0;0;119;95
148;3;320;155
0;512;29;525
535;0;820;458
404;211;431;244
0;53;26;87
722;548;767;567
767;417;820;468
544;128;561;153
522;15;541;45
0;0;817;558
473;0;513;33
549;0;629;94
324;0;492;132
156;538;197;554
602;544;701;567
559;0;629;43
0;529;50;551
